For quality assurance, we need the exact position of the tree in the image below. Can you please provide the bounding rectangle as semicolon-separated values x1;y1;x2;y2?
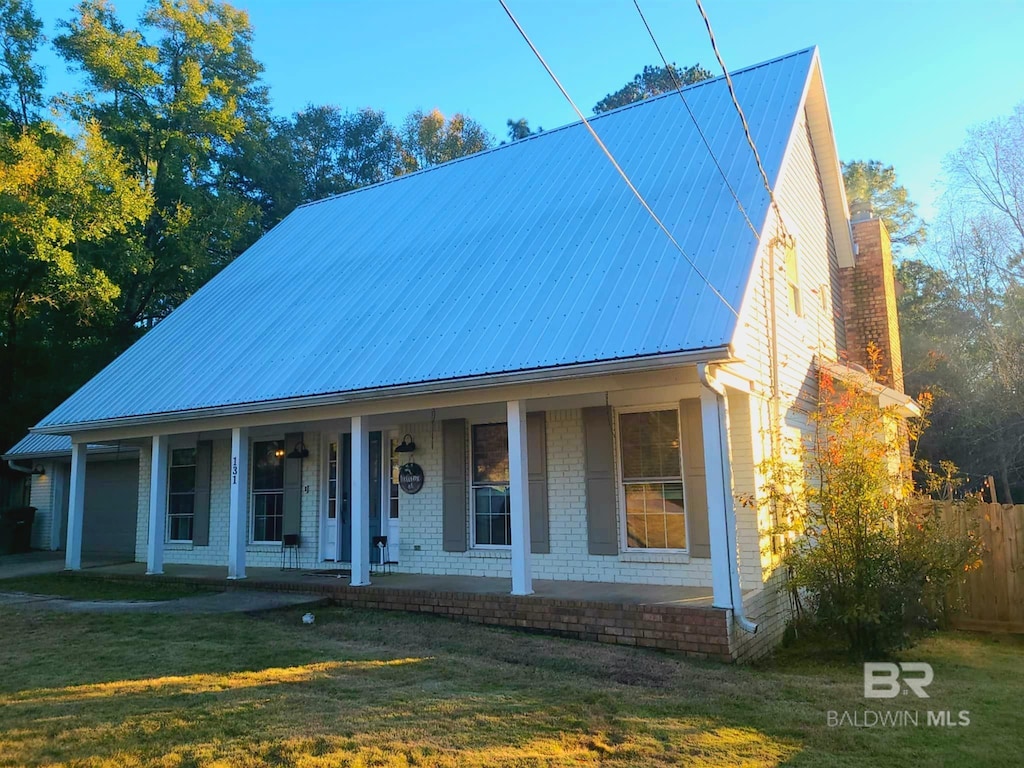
894;103;1024;502
54;0;273;334
0;0;43;130
593;63;711;114
284;105;402;201
842;160;926;249
400;108;492;171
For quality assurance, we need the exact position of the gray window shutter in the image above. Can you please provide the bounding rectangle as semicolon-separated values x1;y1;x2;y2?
282;432;303;538
192;440;213;546
679;400;711;557
527;411;549;554
442;419;467;552
583;406;618;555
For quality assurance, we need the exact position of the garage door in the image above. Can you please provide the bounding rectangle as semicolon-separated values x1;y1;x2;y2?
82;458;140;560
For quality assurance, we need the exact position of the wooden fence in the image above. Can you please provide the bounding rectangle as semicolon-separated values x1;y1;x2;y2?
941;502;1024;633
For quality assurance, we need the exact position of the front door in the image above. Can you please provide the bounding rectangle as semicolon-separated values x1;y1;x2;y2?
322;432;383;563
321;436;349;561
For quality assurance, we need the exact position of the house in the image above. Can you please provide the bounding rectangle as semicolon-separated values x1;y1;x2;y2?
6;47;914;660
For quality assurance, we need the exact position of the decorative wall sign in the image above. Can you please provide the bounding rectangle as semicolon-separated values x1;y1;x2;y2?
398;462;425;494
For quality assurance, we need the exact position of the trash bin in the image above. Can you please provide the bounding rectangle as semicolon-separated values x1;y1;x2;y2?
0;507;36;555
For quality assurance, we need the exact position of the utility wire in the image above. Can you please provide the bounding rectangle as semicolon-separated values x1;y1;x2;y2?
632;0;761;241
498;0;739;318
694;0;791;245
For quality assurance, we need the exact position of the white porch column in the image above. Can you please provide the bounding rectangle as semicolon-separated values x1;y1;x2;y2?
700;386;735;609
64;442;86;571
146;434;169;574
350;416;371;586
507;399;533;596
228;427;249;580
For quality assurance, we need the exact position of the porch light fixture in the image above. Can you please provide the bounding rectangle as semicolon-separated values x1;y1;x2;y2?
394;434;416;454
31;464;45;476
287;440;310;460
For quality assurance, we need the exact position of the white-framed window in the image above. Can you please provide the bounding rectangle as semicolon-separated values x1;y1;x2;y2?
167;447;196;542
617;407;688;551
470;422;511;548
252;439;285;542
785;237;803;317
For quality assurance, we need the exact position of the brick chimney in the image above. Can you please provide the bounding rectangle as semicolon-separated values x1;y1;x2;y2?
838;201;905;392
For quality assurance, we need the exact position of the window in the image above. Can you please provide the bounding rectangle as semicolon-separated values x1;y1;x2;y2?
471;422;511;547
619;409;687;550
168;447;196;541
785;239;803;317
389;437;400;520
252;440;285;542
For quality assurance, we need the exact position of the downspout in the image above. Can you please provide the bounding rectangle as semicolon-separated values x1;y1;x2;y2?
6;460;33;474
697;363;758;634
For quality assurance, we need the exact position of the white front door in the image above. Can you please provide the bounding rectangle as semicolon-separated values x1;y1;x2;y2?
387;435;401;562
322;440;339;560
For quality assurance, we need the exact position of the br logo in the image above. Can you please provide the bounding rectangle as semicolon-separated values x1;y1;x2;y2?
864;662;934;699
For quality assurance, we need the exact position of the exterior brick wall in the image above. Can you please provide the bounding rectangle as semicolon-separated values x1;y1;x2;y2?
730;567;793;662
840;217;904;391
135;434;323;571
396;409;716;586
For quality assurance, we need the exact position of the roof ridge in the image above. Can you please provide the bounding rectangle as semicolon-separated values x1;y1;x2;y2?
296;46;818;211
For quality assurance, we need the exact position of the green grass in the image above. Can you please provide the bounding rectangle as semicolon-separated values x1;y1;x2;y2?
0;606;1020;767
0;572;215;601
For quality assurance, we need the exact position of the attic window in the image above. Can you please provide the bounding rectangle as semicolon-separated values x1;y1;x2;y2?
785;239;803;317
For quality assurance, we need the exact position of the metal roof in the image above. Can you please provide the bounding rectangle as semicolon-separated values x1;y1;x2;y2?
37;48;819;431
2;433;137;459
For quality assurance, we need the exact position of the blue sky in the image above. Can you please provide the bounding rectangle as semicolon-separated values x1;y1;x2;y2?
33;0;1024;220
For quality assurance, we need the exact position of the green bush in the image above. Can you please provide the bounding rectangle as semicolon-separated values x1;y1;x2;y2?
758;358;981;658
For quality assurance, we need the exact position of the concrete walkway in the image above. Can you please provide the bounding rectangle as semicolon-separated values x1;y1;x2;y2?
0;588;325;614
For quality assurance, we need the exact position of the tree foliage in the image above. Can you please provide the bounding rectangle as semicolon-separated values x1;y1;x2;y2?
593;62;711;114
400;108;492;171
842;160;926;249
898;103;1024;502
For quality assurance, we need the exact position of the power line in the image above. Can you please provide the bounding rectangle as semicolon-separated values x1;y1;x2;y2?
694;0;791;245
498;0;739;318
631;0;761;241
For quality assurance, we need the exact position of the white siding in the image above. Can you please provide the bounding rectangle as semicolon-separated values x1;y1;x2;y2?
733;108;844;587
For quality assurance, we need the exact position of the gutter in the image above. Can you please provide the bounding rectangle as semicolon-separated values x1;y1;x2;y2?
697;363;758;635
6;460;33;475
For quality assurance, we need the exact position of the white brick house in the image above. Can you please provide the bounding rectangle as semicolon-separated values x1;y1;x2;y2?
5;48;916;659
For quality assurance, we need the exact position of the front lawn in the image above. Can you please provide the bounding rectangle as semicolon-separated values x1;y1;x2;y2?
0;605;1019;767
0;572;215;601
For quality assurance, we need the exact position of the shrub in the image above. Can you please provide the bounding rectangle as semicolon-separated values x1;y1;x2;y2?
758;359;982;658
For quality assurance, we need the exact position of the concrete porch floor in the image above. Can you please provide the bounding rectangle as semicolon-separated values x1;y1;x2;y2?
86;561;719;608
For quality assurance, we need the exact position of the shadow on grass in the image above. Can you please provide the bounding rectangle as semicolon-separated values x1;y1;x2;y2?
0;606;1019;767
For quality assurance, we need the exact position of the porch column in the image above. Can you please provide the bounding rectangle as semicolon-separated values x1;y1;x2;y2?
700;386;735;609
350;415;371;586
146;434;169;575
507;400;533;596
64;441;86;571
228;426;249;580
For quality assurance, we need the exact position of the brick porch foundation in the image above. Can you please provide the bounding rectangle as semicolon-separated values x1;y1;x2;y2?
86;572;734;662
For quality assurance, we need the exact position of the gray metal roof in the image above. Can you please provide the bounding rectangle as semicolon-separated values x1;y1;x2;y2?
37;48;818;431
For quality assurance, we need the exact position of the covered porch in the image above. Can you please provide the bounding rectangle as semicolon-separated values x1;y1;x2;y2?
57;362;764;638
